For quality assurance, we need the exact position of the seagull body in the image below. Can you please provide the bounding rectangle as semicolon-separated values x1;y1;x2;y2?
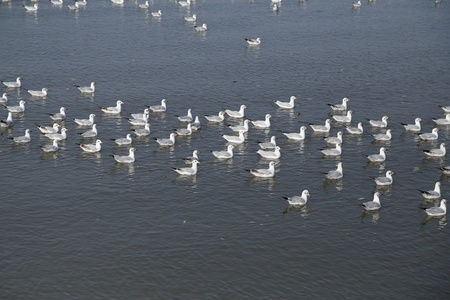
245;38;261;46
2;77;21;88
418;182;441;199
328;98;350;111
418;128;439;141
0;112;14;127
228;119;250;132
352;1;362;8
36;123;60;134
439;105;450;113
76;0;87;5
223;130;246;144
7;100;27;113
154;133;177;146
258;136;277;150
68;2;79;9
76;82;95;93
205;111;226;122
176;109;193;122
257;146;281;159
176;123;193;136
184;150;200;164
111;0;124;4
423;143;446;157
362;192;382;211
332;110;353;123
194;24;208;32
128;112;149;126
184;14;197;22
251;114;272;128
148;99;167;112
212;145;235;159
178;0;191;7
320;143;342;156
282;126;307;141
0;93;8;103
366;147;387;162
246;161;277;178
11;129;31;143
225;105;247;118
433;114;450;125
112;148;136;163
50;0;63;4
80;124;98;138
130;108;149;120
324;131;343;145
273;4;278;11
151;10;162;17
24;4;39;11
401;118;422;132
45;128;68;141
132;123;151;136
345;122;363;134
373;170;395;185
74;114;96;126
192;116;201;131
49;107;67;121
100;100;123;114
274;96;297;109
441;166;450;175
112;133;133;145
42;139;59;153
284;190;310;206
423;199;447;217
79;139;102;153
368;116;389;128
372;129;392;141
173;160;199;176
309;119;332;133
324;162;343;180
138;1;149;9
27;88;49;97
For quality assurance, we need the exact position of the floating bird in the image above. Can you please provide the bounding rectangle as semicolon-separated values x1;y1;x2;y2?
49;107;67;121
401;117;422;132
418;182;441;199
205;111;226;122
68;2;79;9
225;105;247;118
320;143;342;156
76;0;87;5
373;170;395;185
422;199;447;217
148;99;167;112
36;123;60;134
76;82;95;93
178;0;191;7
100;100;123;114
138;1;149;9
212;145;235;159
441;166;450;175
281;126;307;141
130;108;149;120
309;119;332;133
154;133;177;146
273;4;279;12
1;77;21;88
79;139;103;153
184;150;200;164
366;147;387;162
132;123;151;136
274;96;297;109
361;192;382;211
10;129;31;143
367;116;389;128
74;114;96;126
27;88;49;97
192;116;202;131
111;0;124;4
324;162;343;180
151;10;162;17
80;124;98;138
184;14;197;22
283;190;310;206
245;161;277;178
24;3;39;11
257;146;281;159
345;122;363;134
173;160;199;175
439;105;450;113
433;114;450;125
194;24;208;32
111;148;137;163
50;0;63;4
128;112;149;126
112;133;133;145
250;114;272;128
328;98;350;111
0;93;8;103
423;143;446;157
324;131;343;145
228;119;250;132
6;100;27;113
352;1;362;8
41;139;59;153
223;130;246;144
245;38;262;46
257;136;277;150
175;123;193;136
418;128;439;141
372;129;392;141
332;110;353;123
176;109;193;122
0;112;14;127
45;127;68;141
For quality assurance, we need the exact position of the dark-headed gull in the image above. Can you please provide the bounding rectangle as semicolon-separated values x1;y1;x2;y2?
132;123;151;136
250;114;272;128
27;88;49;97
212;145;235;159
422;199;447;217
225;105;247;118
173;160;199;175
257;146;281;159
100;100;123;114
148;99;167;112
76;82;95;93
309;119;332;133
433;114;450;125
345;122;363;134
258;136;277;149
184;150;200;164
42;139;59;153
320;143;342;156
328;98;350;111
361;192;382;211
373;170;394;185
205;111;226;122
6;100;27;113
80;124;98;138
366;147;387;162
245;161;277;178
111;147;137;163
281;126;307;141
372;129;392;141
74;114;96;126
228;119;250;132
49;107;67;121
324;131;343;145
0;112;14;127
36;123;60;134
274;96;297;109
176;109;193;122
10;129;31;143
418;128;439;141
332;110;353;123
112;133;133;145
367;116;389;128
401;117;422;132
283;190;310;206
245;38;262;46
79;139;103;153
45;127;68;141
154;133;177;146
418;182;441;199
1;77;21;88
223;130;246;144
423;143;446;157
324;162;343;180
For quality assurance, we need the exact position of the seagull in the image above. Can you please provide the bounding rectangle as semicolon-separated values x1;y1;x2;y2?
138;1;149;9
212;145;235;159
1;77;21;88
178;0;191;7
324;162;343;180
373;170;395;185
0;112;14;127
345;122;363;134
173;160;199;175
79;124;98;138
258;136;277;150
27;88;49;97
184;150;200;164
225;105;247;118
283;190;310;206
50;0;63;4
324;131;343;145
245;161;277;178
366;147;387;162
281;126;307;141
422;199;447;217
245;38;261;46
273;4;279;12
99;100;123;114
24;3;39;11
128;112;149;126
423;143;446;157
441;166;450;175
194;24;208;32
151;10;162;17
367;116;389;128
41;139;59;153
6;100;27;113
74;114;96;126
274;96;297;109
361;192;382;211
132;123;151;136
175;123;193;136
418;182;441;199
222;130;246;144
36;123;60;134
76;82;95;93
352;1;362;8
205;111;226;122
79;139;103;153
250;114;272;128
228;119;250;132
439;105;450;113
372;129;392;141
328;98;350;111
272;0;281;3
111;0;124;4
309;119;332;133
154;133;177;146
257;146;281;159
418;128;439;141
192;116;201;131
76;0;87;5
0;93;8;103
401;118;422;132
112;133;133;146
68;2;79;9
433;114;450;125
332;110;353;123
148;99;167;112
45;127;68;141
10;129;31;143
176;109;193;122
184;14;197;22
130;108;149;120
49;107;67;121
111;148;137;163
320;143;342;156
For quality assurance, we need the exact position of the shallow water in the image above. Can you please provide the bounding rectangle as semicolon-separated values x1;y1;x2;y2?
1;0;450;298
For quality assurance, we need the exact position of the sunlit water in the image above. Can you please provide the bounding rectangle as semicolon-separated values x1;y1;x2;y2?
1;0;449;298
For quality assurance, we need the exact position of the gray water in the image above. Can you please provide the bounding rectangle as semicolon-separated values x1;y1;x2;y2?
1;0;449;299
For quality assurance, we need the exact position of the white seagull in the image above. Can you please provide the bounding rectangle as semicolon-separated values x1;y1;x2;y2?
228;119;250;132
283;190;310;206
223;130;246;144
176;109;193;122
274;96;297;109
128;112;149;126
178;0;191;7
74;114;96;126
258;136;277;149
10;129;31;143
373;170;395;185
132;123;151;136
345;122;363;135
184;14;197;22
324;131;343;145
194;24;208;32
281;126;307;141
0;112;14;127
320;143;342;156
367;116;389;128
245;38;261;46
372;129;392;141
80;124;98;138
418;128;439;141
352;1;362;8
36;123;60;134
332;110;353;123
225;105;247;118
423;143;446;157
250;114;272;128
49;107;67;121
401;117;422;132
154;133;177;146
423;199;447;217
6;100;27;113
205;111;226;122
173;160;199;176
50;0;63;4
42;139;59;153
148;99;167;112
418;182;441;199
138;1;149;9
0;93;8;103
68;2;79;10
130;108;149;120
433;114;450;125
100;100;123;114
212;145;235;159
324;162;343;180
79;139;103;153
309;119;332;133
184;150;200;164
175;123;193;136
112;133;133;146
27;88;49;97
439;105;450;113
76;82;95;93
24;4;39;11
151;10;162;17
257;146;281;159
192;116;201;131
1;77;21;88
362;192;382;211
45;127;68;141
112;148;137;163
366;147;387;162
246;161;277;178
328;98;350;111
